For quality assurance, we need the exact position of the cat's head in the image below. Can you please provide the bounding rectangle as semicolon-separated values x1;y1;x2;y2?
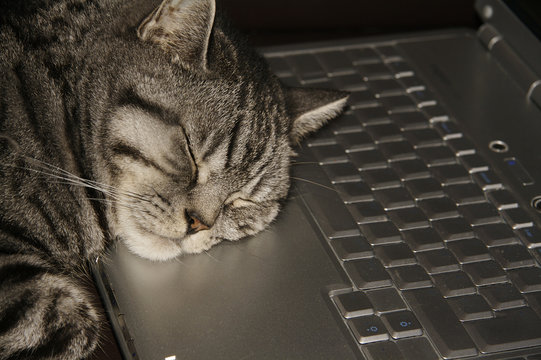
95;0;347;261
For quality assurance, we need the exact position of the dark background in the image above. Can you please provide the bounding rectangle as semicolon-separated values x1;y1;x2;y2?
219;0;479;46
92;1;478;359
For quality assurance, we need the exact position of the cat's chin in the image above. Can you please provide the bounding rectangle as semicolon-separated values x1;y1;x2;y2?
117;227;220;261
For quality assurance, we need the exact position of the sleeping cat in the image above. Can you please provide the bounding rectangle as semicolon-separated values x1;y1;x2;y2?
0;0;347;358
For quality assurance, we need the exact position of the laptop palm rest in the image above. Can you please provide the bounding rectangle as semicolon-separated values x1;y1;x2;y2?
99;197;356;359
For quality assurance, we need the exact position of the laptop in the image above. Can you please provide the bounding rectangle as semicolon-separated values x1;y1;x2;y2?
93;0;541;358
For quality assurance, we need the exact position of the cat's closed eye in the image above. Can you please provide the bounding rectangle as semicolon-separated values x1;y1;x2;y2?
0;0;348;358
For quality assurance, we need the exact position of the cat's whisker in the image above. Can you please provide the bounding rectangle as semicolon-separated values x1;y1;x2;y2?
26;156;146;200
289;176;340;193
203;250;220;262
289;161;318;165
6;157;150;202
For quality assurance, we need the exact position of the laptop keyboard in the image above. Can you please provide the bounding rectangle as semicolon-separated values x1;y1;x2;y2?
264;43;541;359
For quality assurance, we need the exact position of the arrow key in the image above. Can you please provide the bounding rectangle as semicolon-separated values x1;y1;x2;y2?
348;315;390;344
381;310;423;339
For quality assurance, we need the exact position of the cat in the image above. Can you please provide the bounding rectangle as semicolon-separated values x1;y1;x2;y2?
0;0;348;358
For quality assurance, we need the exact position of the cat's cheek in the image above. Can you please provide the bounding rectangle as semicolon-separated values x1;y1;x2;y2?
117;226;184;261
180;231;221;254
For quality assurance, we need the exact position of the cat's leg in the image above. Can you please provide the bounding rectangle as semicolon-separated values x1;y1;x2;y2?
0;254;99;360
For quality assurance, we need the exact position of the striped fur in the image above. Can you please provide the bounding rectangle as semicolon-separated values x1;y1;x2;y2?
0;0;347;358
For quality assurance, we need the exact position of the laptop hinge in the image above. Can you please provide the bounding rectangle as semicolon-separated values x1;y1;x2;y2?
478;24;541;109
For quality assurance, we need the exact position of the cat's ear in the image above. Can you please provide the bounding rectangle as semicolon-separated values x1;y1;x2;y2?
286;87;349;143
137;0;216;70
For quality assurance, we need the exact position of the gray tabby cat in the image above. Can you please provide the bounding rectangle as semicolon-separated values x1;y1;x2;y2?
0;0;347;358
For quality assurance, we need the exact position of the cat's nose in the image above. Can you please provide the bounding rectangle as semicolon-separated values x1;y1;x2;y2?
185;210;210;234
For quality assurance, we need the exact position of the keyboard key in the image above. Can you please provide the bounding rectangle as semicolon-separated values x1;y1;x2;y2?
365;287;407;314
373;187;415;210
446;136;476;156
354;106;390;126
322;162;362;184
508;267;541;293
349;149;388;170
310;144;347;164
432;217;474;242
478;283;526;311
362;168;402;190
336;132;375;152
345;258;393;290
346;47;380;65
347;315;390;344
403;128;443;148
518;227;541;248
387;61;415;78
378;141;417;162
433;120;463;140
418;197;459;220
374;243;416;267
335;182;373;204
330;73;367;91
360;221;402;245
430;164;471;186
490;245;535;269
525;292;541;318
266;56;293;77
367;78;404;97
287;54;327;82
459;202;501;226
405;178;444;200
397;337;440;360
423;104;449;123
486;189;519;210
380;95;417;113
334;291;374;318
388;265;432;290
475;223;519;247
416;249;460;274
376;45;403;62
403;288;478;358
445;183;486;205
472;170;503;191
502;207;534;229
306;126;336;147
330;112;364;134
402;228;444;252
299;174;361;239
459;153;489;173
348;90;379;109
447;238;491;264
357;62;393;80
417;146;457;167
398;75;426;93
381;311;422;339
316;50;356;76
448;294;493;321
463;307;541;353
432;271;476;298
331;235;374;261
409;89;437;108
463;260;507;286
348;201;388;224
336;129;376;147
390;111;429;130
365;123;404;143
387;207;429;230
362;341;403;360
391;159;430;180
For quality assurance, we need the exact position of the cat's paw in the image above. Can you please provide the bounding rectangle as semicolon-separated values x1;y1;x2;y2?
0;260;100;360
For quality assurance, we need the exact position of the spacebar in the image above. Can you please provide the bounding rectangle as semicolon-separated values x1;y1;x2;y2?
403;288;478;359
